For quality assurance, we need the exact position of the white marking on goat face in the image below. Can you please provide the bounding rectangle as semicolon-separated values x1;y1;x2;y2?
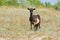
34;18;39;25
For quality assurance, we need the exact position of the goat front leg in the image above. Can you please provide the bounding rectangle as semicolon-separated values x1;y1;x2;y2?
30;23;32;30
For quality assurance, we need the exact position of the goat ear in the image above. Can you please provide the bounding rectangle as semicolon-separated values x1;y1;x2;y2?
33;8;35;10
27;8;29;10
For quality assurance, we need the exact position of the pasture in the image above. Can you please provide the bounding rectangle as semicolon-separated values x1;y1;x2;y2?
0;7;60;40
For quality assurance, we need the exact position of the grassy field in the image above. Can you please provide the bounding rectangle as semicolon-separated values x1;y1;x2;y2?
0;7;60;40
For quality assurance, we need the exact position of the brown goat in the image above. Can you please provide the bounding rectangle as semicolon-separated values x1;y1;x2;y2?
28;8;41;31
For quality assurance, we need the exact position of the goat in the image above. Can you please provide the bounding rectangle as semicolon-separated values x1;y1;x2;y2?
28;8;41;31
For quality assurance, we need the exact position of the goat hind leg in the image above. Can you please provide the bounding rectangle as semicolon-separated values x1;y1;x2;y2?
34;24;38;31
38;23;40;29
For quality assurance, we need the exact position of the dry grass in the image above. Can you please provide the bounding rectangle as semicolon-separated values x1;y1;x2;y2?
0;7;60;40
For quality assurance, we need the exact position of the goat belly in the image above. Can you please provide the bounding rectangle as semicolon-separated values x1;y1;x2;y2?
29;17;39;25
31;18;39;25
34;18;39;25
